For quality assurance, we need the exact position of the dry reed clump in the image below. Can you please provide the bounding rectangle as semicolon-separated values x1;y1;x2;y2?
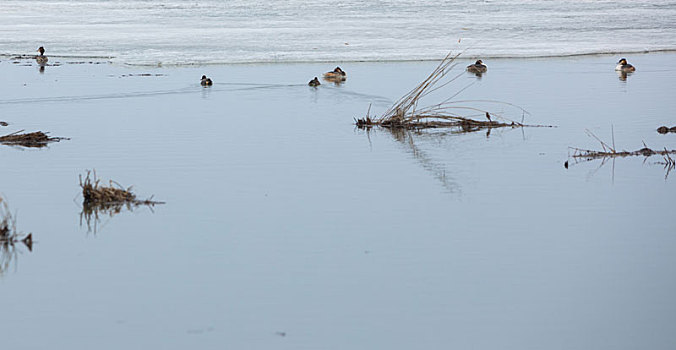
355;51;547;132
0;130;67;148
80;170;163;206
79;171;164;233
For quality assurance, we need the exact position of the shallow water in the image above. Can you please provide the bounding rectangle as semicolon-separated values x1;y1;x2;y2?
0;53;675;349
2;0;676;64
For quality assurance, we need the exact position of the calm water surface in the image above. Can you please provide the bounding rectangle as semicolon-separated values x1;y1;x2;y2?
0;53;674;349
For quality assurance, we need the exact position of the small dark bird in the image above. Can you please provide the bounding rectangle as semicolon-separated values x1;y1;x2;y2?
467;59;487;73
485;112;491;122
308;77;321;87
564;161;569;169
36;46;48;65
200;75;213;86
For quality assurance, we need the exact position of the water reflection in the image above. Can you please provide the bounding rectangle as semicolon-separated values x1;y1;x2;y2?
468;71;484;79
0;197;33;276
616;70;633;81
80;201;159;234
360;127;461;193
322;76;346;86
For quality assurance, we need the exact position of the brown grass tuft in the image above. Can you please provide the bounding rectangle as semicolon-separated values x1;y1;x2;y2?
0;130;68;148
79;170;164;233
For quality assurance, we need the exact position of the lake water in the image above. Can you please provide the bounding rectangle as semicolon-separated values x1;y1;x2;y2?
1;0;676;65
1;1;676;348
0;52;674;348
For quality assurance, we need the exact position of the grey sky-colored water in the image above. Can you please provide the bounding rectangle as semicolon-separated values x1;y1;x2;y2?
0;52;674;348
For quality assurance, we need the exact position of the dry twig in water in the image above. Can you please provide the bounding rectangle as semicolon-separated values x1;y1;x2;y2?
569;130;676;161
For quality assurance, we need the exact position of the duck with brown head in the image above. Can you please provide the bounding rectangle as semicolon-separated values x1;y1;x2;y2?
466;59;487;73
35;46;48;65
323;66;346;80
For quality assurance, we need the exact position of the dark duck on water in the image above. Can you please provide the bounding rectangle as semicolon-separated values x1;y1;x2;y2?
200;75;213;86
35;46;48;65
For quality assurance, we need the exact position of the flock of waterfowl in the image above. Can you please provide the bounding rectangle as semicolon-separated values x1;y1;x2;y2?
31;46;637;88
308;66;347;86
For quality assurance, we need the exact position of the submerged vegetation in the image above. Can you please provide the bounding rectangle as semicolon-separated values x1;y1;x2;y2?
355;52;548;132
568;129;676;179
79;170;164;233
0;130;67;148
570;130;676;161
0;197;32;275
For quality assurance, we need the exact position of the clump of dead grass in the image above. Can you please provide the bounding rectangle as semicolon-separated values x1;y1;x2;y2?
79;170;164;233
0;130;67;148
355;52;549;132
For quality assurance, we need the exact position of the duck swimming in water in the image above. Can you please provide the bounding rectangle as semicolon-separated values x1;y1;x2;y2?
323;66;346;80
615;58;635;72
200;75;213;86
308;77;321;87
466;60;487;73
35;46;48;65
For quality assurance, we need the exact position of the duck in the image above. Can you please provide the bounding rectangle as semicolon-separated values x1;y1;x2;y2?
323;66;346;80
466;60;487;73
308;77;321;87
615;58;635;72
200;75;213;86
35;46;48;65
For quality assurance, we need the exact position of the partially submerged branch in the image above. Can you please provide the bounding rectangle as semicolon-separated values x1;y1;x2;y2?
568;129;676;179
570;130;676;160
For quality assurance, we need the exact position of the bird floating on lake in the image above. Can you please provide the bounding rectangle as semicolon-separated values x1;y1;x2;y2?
466;60;487;73
615;58;635;72
200;75;213;86
323;67;346;80
35;46;48;65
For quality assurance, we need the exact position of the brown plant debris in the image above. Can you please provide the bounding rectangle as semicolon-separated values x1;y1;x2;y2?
80;170;164;206
355;51;550;131
79;171;164;233
570;130;676;161
0;130;68;148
